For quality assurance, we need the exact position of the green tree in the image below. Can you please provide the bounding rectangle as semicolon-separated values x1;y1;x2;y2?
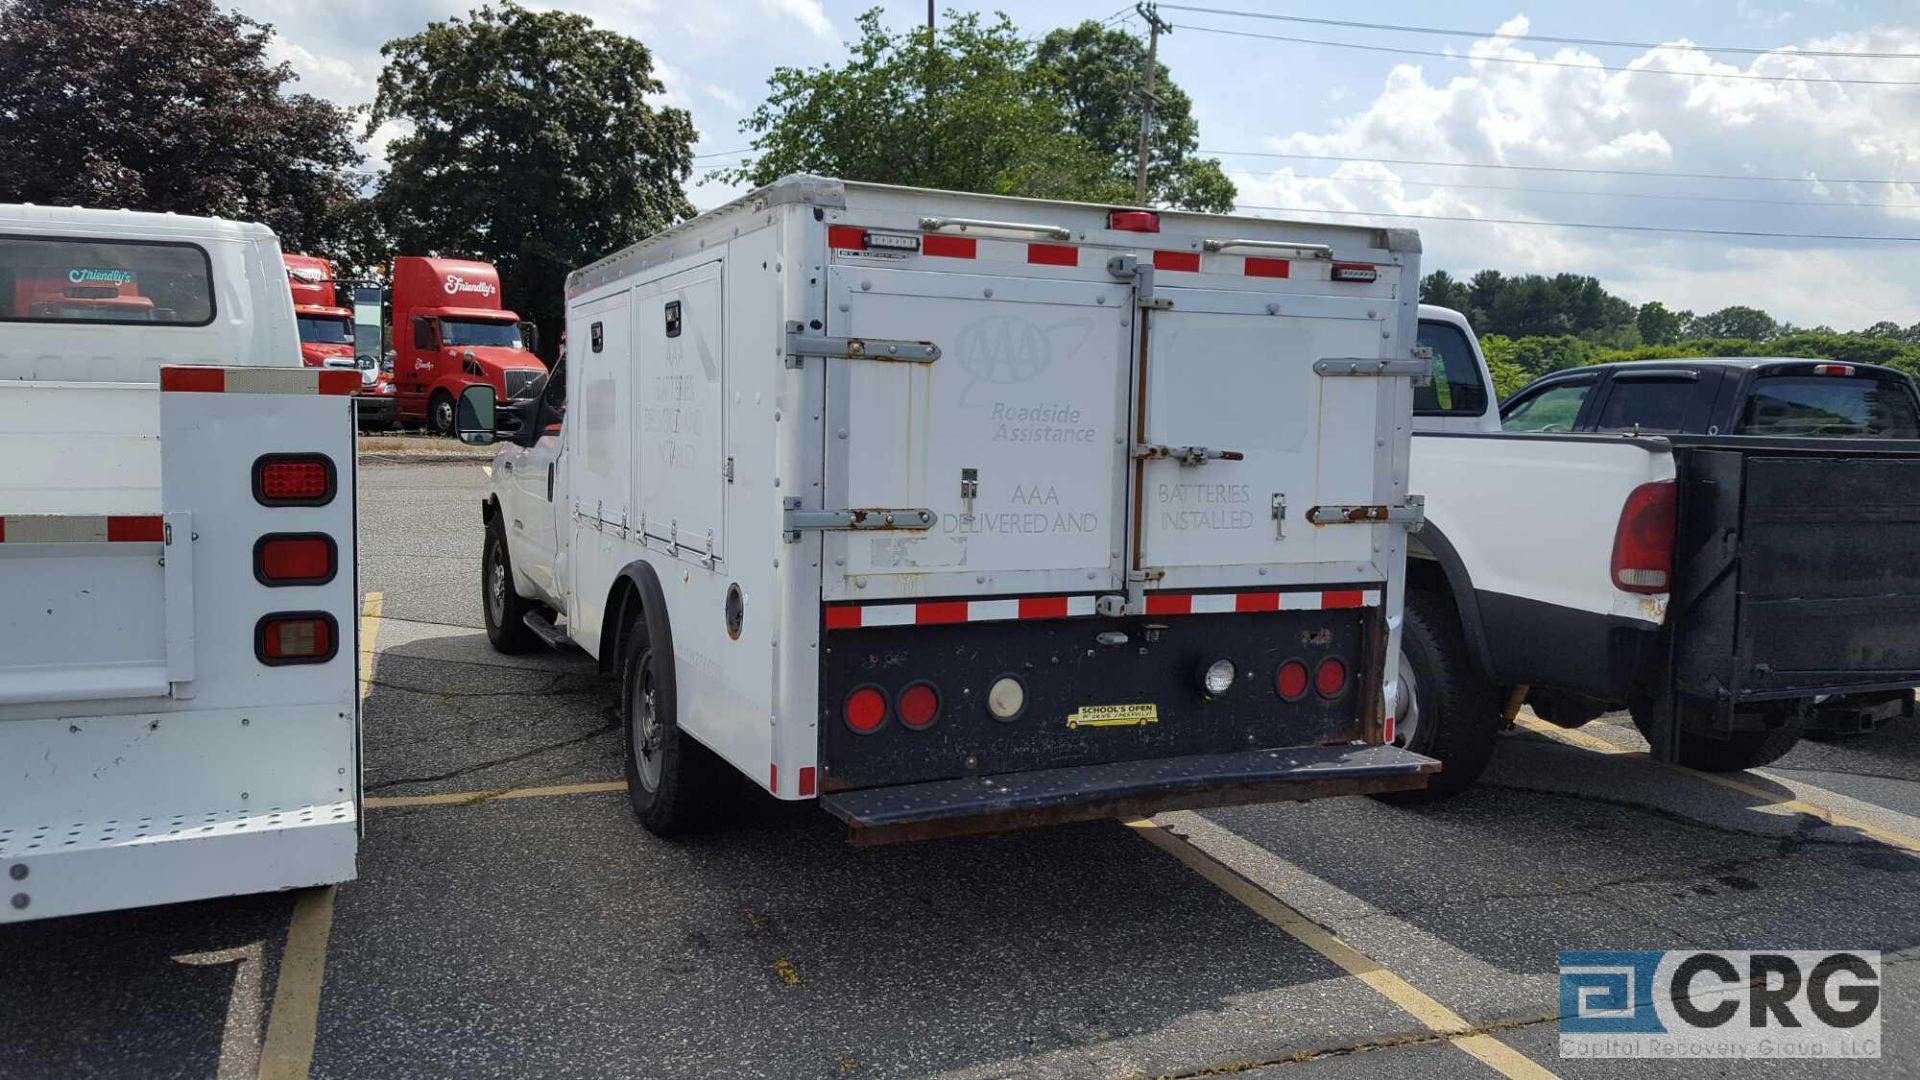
1420;270;1471;311
727;10;1126;203
1686;305;1778;342
1031;20;1234;212
369;2;694;351
0;0;364;254
1636;301;1683;346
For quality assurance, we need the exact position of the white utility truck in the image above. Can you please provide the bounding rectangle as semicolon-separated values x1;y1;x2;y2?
463;175;1438;843
0;205;363;922
1394;305;1920;797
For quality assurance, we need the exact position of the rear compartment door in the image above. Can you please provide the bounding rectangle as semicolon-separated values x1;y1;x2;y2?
823;265;1132;602
1135;289;1392;585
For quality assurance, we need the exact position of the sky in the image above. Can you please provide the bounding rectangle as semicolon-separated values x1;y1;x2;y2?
241;0;1920;330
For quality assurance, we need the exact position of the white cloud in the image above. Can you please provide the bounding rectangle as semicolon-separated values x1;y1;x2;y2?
1237;23;1920;329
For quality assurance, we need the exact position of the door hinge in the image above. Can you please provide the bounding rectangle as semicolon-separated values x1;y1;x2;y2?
1314;356;1432;382
1132;443;1246;466
782;497;935;543
1305;495;1425;531
784;322;939;369
1106;254;1173;310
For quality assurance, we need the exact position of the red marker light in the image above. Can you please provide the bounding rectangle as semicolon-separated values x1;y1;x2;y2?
1315;658;1348;698
898;683;941;730
844;686;888;734
1107;210;1161;233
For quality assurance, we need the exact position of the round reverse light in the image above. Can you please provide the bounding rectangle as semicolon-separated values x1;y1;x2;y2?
1315;657;1349;699
898;682;941;730
986;676;1027;722
844;685;888;734
1275;659;1310;701
1199;658;1237;696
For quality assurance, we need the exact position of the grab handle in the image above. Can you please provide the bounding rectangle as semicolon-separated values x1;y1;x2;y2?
920;216;1072;241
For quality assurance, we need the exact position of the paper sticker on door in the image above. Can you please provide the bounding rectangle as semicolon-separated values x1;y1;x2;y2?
1065;703;1159;729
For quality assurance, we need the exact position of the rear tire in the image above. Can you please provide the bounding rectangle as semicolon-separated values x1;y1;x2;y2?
482;519;540;654
622;616;725;836
1375;589;1504;804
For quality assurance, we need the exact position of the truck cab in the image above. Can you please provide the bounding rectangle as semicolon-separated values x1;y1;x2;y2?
390;256;545;434
283;253;357;367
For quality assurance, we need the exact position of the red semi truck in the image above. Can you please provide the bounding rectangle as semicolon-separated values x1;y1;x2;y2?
283;253;397;429
13;266;158;321
390;256;544;433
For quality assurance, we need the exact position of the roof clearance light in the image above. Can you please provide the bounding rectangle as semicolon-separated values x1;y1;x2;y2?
1812;363;1855;376
864;232;921;252
1331;263;1379;284
1108;210;1161;233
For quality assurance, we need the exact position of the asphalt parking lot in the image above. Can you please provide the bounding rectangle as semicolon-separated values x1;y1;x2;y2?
2;457;1916;1080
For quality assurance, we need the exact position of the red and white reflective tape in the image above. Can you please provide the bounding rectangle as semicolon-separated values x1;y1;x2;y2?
0;515;162;543
160;366;359;396
824;589;1379;629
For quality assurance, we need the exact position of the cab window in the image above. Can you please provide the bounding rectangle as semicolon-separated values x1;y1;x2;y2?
1740;376;1920;438
0;236;214;325
1501;379;1593;433
1592;377;1695;434
1414;320;1490;417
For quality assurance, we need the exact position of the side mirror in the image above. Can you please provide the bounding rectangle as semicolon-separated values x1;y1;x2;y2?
522;322;540;356
456;384;498;446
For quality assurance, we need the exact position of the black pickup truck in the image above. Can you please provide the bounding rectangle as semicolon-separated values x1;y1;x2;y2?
1501;356;1920;741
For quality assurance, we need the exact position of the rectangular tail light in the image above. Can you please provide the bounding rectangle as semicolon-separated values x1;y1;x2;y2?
253;454;336;506
254;533;338;586
255;612;339;665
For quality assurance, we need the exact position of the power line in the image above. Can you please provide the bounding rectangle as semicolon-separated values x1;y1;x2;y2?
1232;202;1920;243
1157;4;1920;61
1173;20;1920;87
1203;149;1919;188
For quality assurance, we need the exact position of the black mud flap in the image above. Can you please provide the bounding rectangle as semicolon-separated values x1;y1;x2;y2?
820;744;1438;846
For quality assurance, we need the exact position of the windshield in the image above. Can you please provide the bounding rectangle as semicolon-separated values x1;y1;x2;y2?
1739;375;1920;438
297;315;355;346
442;318;522;349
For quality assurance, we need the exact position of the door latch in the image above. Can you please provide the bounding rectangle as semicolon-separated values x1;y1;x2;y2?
1305;496;1425;531
1132;444;1246;466
1271;493;1286;539
960;467;979;517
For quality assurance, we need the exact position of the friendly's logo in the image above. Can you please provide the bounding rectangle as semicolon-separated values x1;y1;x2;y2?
1560;950;1880;1059
68;267;135;286
443;274;497;299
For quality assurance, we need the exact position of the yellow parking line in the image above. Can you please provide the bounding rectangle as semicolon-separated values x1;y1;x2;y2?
256;886;338;1080
357;591;384;702
1511;714;1920;854
1128;819;1561;1080
365;780;626;810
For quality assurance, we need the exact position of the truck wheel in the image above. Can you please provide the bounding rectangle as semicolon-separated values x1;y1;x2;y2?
482;520;540;654
428;391;455;436
1375;589;1504;804
622;620;725;836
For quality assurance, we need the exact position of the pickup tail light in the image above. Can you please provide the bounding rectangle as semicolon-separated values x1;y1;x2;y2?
1612;481;1677;594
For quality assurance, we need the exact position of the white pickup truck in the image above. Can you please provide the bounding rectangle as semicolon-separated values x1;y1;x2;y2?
1395;304;1920;797
0;206;363;922
466;174;1443;843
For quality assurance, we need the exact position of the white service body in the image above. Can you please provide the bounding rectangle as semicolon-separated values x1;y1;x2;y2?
0;206;361;921
493;177;1431;821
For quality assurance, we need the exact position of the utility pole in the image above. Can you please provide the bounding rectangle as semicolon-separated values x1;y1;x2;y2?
927;0;934;30
1133;3;1171;205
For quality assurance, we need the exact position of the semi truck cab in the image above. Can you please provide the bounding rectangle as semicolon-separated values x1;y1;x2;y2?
390;256;545;434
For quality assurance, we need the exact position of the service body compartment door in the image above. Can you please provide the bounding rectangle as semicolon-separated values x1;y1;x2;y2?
635;260;726;564
1138;290;1390;585
823;265;1131;601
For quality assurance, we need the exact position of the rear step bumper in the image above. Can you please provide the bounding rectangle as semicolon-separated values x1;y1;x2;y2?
821;744;1439;846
